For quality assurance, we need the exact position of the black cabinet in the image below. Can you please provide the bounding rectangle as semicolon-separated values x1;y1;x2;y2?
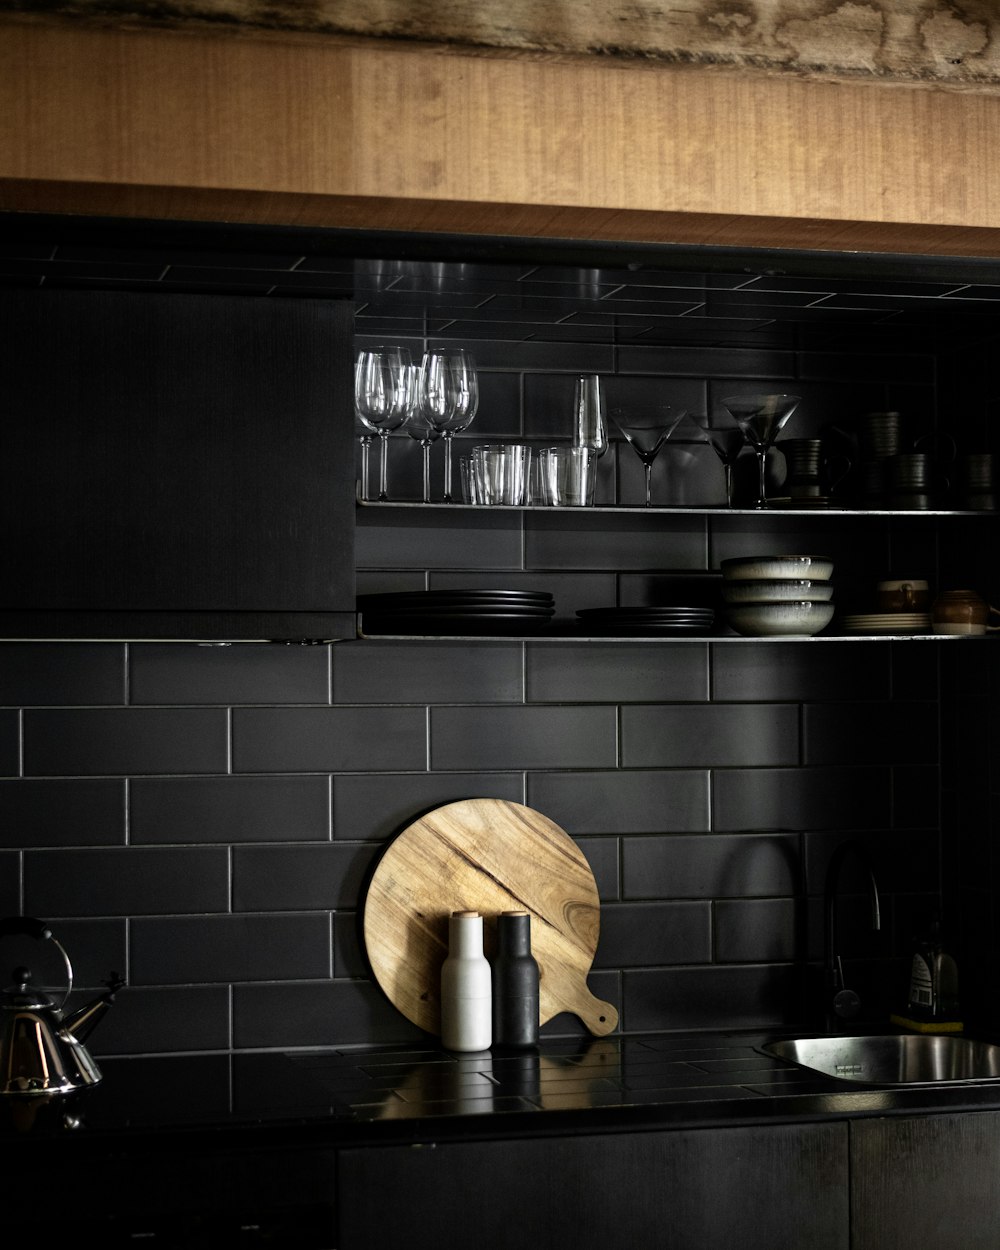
852;1111;1000;1250
338;1121;849;1250
1;289;355;640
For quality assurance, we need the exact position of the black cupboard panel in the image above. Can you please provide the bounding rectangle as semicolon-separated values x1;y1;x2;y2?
338;1121;849;1250
0;289;355;639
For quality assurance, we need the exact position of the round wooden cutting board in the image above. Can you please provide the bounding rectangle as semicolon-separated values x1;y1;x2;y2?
362;798;618;1038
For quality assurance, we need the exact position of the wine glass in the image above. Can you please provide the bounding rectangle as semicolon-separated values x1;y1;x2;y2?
686;412;745;508
355;347;414;501
612;405;689;506
573;374;608;458
720;394;802;509
418;348;479;502
406;407;443;503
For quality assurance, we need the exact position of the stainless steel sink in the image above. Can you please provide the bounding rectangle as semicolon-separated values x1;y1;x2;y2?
763;1034;1000;1086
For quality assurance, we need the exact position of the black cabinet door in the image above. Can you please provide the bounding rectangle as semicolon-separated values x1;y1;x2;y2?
338;1121;849;1250
852;1111;1000;1250
1;288;354;640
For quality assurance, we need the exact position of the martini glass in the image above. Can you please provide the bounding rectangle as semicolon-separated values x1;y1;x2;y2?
721;393;801;509
686;412;745;508
612;405;689;506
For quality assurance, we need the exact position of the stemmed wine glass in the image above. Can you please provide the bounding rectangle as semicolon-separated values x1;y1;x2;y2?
406;405;443;503
418;348;479;502
720;394;801;509
355;347;414;501
686;412;745;508
612;405;689;507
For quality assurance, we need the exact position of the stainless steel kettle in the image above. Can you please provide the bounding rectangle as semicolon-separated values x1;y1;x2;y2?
0;916;124;1097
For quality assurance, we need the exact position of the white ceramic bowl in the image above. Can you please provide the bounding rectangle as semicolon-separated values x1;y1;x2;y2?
721;578;834;604
720;555;834;582
726;601;835;637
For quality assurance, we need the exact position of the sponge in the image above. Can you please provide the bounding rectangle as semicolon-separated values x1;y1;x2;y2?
889;1012;964;1034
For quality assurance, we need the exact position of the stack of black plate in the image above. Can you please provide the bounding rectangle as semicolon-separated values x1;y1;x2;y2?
575;605;715;635
358;589;556;635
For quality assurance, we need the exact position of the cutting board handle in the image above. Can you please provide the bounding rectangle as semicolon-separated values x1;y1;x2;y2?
568;989;619;1037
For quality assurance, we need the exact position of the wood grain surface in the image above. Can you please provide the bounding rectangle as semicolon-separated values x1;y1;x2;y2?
5;19;1000;254
362;799;618;1038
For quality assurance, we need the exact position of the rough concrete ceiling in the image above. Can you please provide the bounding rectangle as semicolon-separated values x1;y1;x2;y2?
4;0;1000;89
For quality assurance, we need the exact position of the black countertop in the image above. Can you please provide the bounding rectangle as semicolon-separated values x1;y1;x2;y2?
10;1028;1000;1152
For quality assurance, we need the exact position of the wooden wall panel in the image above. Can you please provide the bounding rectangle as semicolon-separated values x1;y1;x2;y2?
2;18;1000;253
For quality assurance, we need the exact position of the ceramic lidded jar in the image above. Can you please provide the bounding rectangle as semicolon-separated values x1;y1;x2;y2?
931;589;997;636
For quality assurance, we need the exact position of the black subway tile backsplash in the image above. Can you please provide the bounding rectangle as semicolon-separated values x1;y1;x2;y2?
623;965;802;1033
713;766;891;832
23;708;229;776
429;705;617;771
0;851;21;915
526;643;708;703
595;901;712;968
129;775;331;844
95;986;232;1055
24;847;230;917
234;980;425;1049
129;642;331;705
526;770;709;836
714;899;800;964
803;701;938;766
622;833;799;901
130;914;332;984
621;704;800;769
233;843;379;912
0;643;125;705
0;709;18;776
232;706;427;773
332;772;524;840
333;640;523;704
5;246;975;1055
0;778;125;846
710;643;891;703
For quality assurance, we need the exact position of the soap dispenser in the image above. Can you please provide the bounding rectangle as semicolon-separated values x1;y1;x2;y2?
892;914;962;1034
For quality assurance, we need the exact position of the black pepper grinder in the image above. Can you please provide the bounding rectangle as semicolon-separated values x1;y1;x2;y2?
492;910;540;1048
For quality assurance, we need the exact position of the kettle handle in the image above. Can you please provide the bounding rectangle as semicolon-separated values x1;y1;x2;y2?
0;915;73;1011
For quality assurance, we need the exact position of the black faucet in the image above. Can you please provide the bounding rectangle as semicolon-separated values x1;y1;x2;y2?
823;840;881;1025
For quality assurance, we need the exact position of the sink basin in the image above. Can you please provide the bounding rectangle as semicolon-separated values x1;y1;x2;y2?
763;1034;1000;1086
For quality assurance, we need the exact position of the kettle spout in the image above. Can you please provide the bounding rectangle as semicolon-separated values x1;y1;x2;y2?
61;972;125;1045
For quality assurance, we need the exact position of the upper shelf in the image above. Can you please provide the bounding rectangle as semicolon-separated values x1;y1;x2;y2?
358;500;997;518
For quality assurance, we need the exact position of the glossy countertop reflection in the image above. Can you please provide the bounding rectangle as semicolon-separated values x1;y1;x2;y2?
10;1029;1000;1151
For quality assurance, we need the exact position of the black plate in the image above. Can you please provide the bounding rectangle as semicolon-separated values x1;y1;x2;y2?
359;589;553;605
360;613;555;636
362;604;555;618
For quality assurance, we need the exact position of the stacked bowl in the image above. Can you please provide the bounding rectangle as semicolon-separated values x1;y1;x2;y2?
720;556;835;637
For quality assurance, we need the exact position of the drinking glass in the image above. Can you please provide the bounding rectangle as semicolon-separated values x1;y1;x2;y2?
418;348;479;502
406;409;443;503
355;347;414;501
612;405;688;506
721;394;801;509
573;374;608;458
686;412;745;507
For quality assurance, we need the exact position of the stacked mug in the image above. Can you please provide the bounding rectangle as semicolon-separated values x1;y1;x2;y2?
858;411;901;505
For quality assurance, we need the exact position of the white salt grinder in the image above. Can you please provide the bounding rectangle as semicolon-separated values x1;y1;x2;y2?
440;910;492;1052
